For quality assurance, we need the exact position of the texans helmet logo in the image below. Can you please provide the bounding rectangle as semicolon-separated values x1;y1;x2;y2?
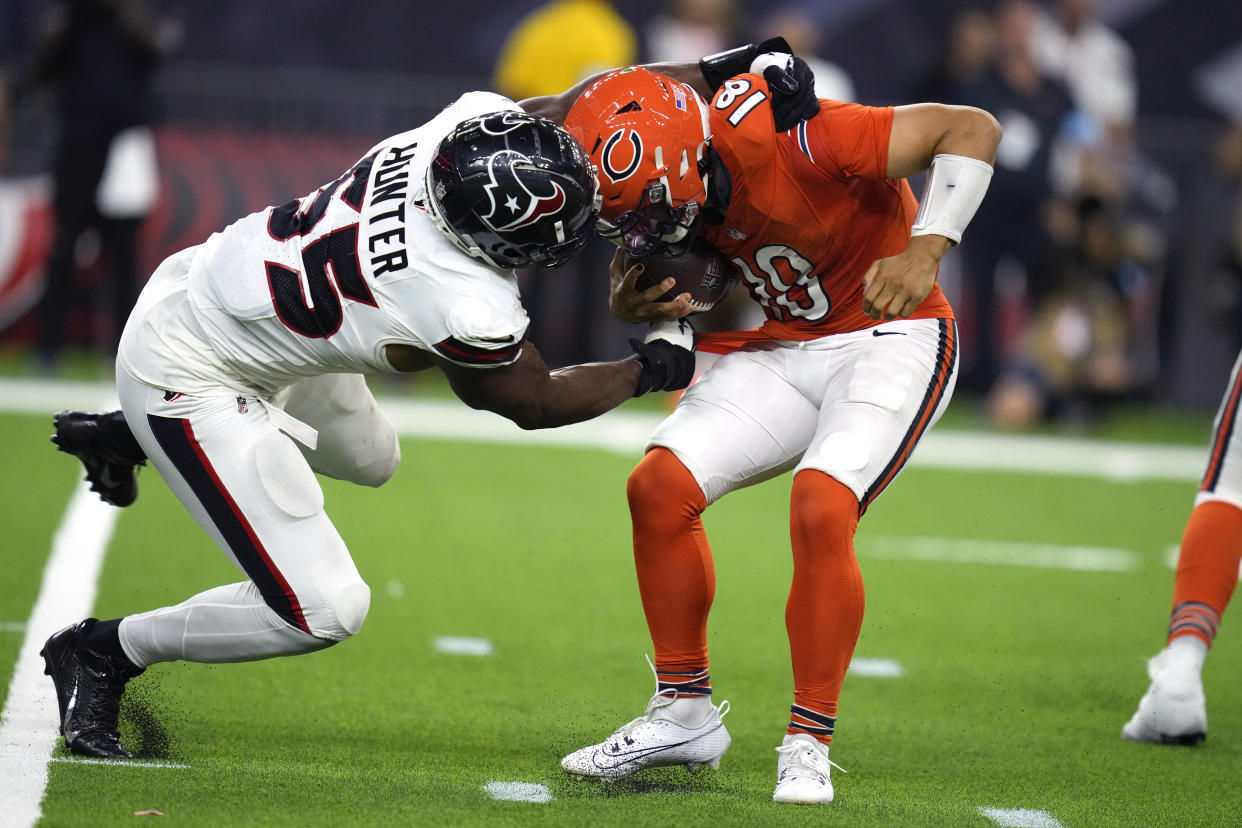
477;111;529;137
479;150;567;232
601;128;643;183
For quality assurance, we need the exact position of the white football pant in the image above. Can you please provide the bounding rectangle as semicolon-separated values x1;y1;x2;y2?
115;368;400;666
652;318;958;509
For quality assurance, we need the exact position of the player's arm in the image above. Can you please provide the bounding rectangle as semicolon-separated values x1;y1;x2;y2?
424;324;694;430
521;53;814;133
519;62;710;124
860;103;1002;320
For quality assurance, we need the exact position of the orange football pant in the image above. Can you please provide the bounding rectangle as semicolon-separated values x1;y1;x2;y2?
629;448;863;744
1168;500;1242;647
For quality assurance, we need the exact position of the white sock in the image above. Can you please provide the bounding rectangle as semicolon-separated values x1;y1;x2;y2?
1165;635;1208;675
667;694;714;723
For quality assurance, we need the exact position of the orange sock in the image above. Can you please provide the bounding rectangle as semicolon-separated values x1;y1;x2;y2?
628;447;715;684
785;470;863;745
1168;499;1242;647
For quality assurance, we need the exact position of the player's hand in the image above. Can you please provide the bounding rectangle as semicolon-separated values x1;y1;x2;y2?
699;36;794;91
608;248;694;324
860;236;951;321
630;318;697;396
750;54;819;132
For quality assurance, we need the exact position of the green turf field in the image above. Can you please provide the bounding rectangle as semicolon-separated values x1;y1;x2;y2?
3;391;1240;827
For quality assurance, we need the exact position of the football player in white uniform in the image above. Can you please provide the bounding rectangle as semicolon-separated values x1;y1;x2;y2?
1123;348;1242;745
43;94;695;759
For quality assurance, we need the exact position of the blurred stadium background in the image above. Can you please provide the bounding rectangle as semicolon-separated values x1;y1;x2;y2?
0;0;1240;424
4;3;1242;824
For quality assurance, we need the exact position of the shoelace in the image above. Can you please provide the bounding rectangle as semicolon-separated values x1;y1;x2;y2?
612;655;731;746
775;741;847;776
73;649;140;734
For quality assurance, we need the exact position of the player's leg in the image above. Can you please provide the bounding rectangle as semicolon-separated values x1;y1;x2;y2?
272;373;400;487
43;370;371;758
777;318;958;804
1124;350;1242;744
562;346;819;780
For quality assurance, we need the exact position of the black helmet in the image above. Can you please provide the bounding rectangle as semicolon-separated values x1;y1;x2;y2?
425;111;601;269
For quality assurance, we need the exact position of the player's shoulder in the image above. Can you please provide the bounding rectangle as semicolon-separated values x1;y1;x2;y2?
708;73;782;168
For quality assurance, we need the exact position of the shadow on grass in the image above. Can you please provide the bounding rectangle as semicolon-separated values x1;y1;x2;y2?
551;765;741;800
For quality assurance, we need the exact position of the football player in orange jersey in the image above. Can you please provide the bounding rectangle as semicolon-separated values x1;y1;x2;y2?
1123;348;1242;746
524;44;1002;803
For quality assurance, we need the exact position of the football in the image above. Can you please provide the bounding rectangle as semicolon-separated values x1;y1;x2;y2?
629;240;738;314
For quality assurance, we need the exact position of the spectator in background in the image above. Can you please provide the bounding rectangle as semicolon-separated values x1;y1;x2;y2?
989;195;1142;428
0;69;9;170
493;0;635;101
1216;125;1242;351
938;0;1076;396
493;0;637;366
918;6;994;104
24;0;165;372
644;0;735;63
1031;0;1136;155
760;8;854;102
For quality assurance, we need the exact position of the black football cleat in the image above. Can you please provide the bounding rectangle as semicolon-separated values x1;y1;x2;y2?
51;410;147;507
41;619;145;759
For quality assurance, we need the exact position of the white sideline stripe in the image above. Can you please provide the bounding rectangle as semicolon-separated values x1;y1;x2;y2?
979;807;1066;828
863;535;1137;572
1164;542;1242;578
0;484;120;828
1;622;28;633
0;377;1210;482
49;757;189;769
433;636;493;657
483;781;551;803
848;658;905;677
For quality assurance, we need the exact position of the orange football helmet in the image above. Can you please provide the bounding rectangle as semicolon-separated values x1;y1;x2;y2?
564;67;711;257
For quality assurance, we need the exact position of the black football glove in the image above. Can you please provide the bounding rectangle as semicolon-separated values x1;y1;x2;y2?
630;318;696;396
755;54;820;132
699;37;794;92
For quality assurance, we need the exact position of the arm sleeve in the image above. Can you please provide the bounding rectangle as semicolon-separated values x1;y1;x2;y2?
802;100;894;181
432;293;530;368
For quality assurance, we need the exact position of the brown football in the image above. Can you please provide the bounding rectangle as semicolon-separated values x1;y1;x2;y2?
628;240;738;314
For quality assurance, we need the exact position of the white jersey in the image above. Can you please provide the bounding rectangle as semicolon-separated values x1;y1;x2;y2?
119;92;529;396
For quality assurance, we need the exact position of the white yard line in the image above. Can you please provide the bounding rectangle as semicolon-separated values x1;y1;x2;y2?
483;781;551;803
863;535;1138;572
848;658;905;677
0;377;1209;481
0;485;120;828
433;636;494;657
48;757;189;769
979;807;1066;828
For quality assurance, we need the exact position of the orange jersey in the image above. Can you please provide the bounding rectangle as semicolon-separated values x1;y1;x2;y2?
700;74;954;341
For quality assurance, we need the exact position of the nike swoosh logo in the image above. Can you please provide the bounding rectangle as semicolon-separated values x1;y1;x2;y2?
588;725;722;770
590;740;690;770
872;330;906;337
98;467;120;488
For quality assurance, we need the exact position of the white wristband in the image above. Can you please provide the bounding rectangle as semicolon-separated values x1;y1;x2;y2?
910;153;994;244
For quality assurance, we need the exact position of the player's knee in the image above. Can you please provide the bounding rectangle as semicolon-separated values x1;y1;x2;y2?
791;470;859;543
628;447;705;521
354;426;400;487
308;579;371;641
332;580;371;637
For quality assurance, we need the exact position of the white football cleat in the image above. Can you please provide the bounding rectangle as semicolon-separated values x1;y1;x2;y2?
1122;649;1207;745
561;690;731;781
772;733;844;805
